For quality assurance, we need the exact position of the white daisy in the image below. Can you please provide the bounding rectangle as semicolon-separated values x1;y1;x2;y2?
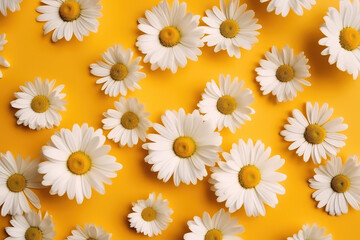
143;108;222;186
36;0;102;42
309;155;360;216
128;192;173;237
184;209;244;240
202;0;261;58
5;210;56;240
90;44;146;97
0;33;10;79
0;151;43;217
136;0;204;73
102;97;152;147
260;0;316;17
39;123;123;204
10;77;67;130
280;102;348;164
319;0;360;79
67;223;111;240
0;0;22;16
255;45;311;102
287;223;332;240
210;139;286;216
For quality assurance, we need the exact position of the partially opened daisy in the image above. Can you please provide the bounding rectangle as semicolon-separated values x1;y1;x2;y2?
202;0;261;58
210;139;286;216
287;223;332;240
0;0;22;16
67;223;111;240
260;0;316;17
36;0;102;42
198;74;255;133
281;102;348;164
143;108;222;186
309;155;360;216
255;45;311;102
0;151;43;216
184;209;244;240
0;33;10;78
39;123;123;204
10;77;67;130
128;192;173;237
5;210;56;240
136;0;204;73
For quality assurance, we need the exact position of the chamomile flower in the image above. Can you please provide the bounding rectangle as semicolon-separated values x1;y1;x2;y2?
287;223;332;240
184;209;244;240
280;102;348;164
0;33;10;78
255;45;311;102
39;124;122;204
67;223;111;240
36;0;102;42
202;0;261;58
5;210;56;240
90;44;146;97
136;0;204;73
143;108;222;186
319;0;360;79
0;0;22;16
102;97;152;147
309;156;360;216
260;0;316;17
0;151;43;216
210;139;286;216
197;74;255;133
128;193;173;237
10;77;67;130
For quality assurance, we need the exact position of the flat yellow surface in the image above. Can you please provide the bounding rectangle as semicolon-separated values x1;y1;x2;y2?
1;0;360;239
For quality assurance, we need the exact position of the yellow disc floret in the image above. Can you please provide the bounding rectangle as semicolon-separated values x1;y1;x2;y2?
217;95;237;115
238;165;261;189
159;26;181;47
59;0;81;22
141;207;157;222
7;173;26;192
304;124;326;144
67;151;92;175
121;111;139;129
220;19;239;38
205;229;223;240
31;95;50;113
25;227;43;240
110;63;128;81
339;27;360;51
276;65;295;82
331;174;350;193
173;136;196;158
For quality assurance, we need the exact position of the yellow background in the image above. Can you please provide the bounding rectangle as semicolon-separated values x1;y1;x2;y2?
1;0;360;239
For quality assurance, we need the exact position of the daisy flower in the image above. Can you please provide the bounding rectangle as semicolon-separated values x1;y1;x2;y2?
184;209;244;240
39;123;123;204
0;151;43;216
202;0;261;58
143;108;222;186
67;223;111;240
210;139;286;216
255;45;311;102
5;210;56;240
136;0;204;73
309;155;360;216
319;0;360;79
0;0;22;16
0;33;10;79
198;74;255;133
260;0;316;17
102;97;152;147
36;0;102;42
128;192;173;237
280;102;348;164
10;77;67;130
287;223;332;240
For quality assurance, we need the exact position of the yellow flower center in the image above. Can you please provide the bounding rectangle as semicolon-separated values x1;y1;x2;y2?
7;173;26;192
67;151;92;175
141;207;157;222
220;19;239;38
31;95;50;113
304;124;326;144
25;227;43;240
205;229;223;240
217;95;237;115
110;63;128;81
121;111;139;130
339;27;360;51
173;136;196;158
159;26;181;47
59;0;81;22
88;238;96;240
276;65;294;82
238;165;261;189
331;174;350;193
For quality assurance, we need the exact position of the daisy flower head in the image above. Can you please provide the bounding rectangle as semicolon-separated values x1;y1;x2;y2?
281;102;348;164
287;223;332;240
210;139;286;216
0;151;43;216
143;108;222;186
0;0;22;16
260;0;316;17
255;45;311;102
197;74;255;133
0;33;10;78
309;155;360;216
36;0;102;42
202;0;261;58
90;44;146;97
128;192;173;237
184;209;244;240
5;210;56;240
67;223;111;240
39;123;123;204
136;0;204;73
